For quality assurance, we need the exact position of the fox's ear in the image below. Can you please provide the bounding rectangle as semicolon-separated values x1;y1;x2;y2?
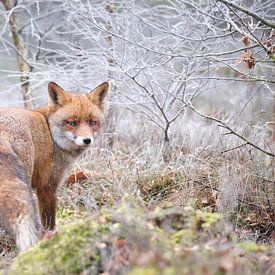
48;82;71;107
88;82;108;109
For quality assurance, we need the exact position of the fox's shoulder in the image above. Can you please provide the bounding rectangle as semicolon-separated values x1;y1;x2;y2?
0;107;53;154
0;107;49;133
0;107;45;122
0;107;39;116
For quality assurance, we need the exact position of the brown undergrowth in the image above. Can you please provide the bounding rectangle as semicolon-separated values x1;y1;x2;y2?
0;134;274;273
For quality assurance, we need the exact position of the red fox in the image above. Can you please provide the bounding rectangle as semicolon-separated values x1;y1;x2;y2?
0;81;108;251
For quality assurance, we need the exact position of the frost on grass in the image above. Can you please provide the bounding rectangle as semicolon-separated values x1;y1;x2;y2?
5;195;273;275
217;163;240;213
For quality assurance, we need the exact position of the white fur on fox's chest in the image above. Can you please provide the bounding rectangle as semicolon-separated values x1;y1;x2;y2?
50;143;85;187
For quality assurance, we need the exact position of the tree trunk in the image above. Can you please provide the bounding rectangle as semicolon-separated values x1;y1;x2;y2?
1;0;32;109
104;3;117;148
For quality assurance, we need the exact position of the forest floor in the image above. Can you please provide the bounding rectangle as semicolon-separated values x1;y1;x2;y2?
0;145;274;274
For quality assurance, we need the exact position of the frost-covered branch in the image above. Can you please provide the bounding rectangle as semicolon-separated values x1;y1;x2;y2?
217;0;275;29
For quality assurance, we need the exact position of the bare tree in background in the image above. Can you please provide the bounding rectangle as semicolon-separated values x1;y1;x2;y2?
0;0;274;235
63;0;274;157
0;0;274;157
0;0;68;108
2;0;274;151
0;0;32;109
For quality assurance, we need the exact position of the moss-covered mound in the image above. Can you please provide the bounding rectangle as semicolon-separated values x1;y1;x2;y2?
7;220;107;274
5;196;273;275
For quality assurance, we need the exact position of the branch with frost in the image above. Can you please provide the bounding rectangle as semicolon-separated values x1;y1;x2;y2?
216;0;275;29
183;100;275;158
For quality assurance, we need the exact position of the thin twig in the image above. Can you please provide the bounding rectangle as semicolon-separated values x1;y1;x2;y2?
222;142;248;153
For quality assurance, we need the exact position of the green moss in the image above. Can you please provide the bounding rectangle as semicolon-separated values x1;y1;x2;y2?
116;195;145;220
4;195;272;275
129;267;160;275
151;207;222;234
56;207;74;220
8;220;106;275
130;267;177;275
237;241;268;254
170;229;196;247
194;211;222;230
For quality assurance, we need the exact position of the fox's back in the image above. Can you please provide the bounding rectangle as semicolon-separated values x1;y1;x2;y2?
0;108;36;143
0;107;43;249
0;107;52;182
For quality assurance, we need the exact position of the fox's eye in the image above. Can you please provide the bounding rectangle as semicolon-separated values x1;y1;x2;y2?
89;120;97;127
67;121;78;127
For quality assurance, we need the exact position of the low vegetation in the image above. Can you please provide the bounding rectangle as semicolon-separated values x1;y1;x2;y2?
0;134;274;274
4;196;274;274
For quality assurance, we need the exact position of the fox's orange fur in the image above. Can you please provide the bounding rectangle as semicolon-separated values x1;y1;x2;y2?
0;81;108;251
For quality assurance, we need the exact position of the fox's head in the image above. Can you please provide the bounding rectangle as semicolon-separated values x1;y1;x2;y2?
46;82;108;152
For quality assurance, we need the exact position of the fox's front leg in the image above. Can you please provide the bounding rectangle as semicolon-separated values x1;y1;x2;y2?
36;186;57;231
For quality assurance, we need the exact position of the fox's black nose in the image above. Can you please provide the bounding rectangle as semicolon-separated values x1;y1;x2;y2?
83;138;91;145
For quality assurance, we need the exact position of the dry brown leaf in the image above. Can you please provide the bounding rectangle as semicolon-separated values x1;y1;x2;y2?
242;51;255;69
65;171;88;187
242;36;250;46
